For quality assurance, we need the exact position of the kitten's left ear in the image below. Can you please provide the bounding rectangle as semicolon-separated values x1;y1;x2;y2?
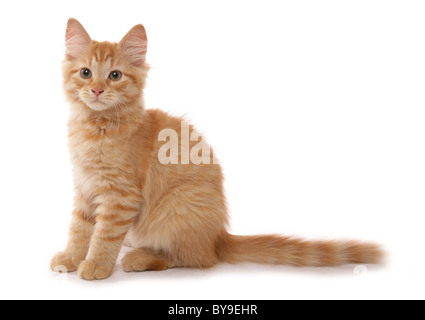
119;24;148;66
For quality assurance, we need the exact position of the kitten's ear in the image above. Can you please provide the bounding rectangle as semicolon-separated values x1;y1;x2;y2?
119;24;148;66
65;18;91;60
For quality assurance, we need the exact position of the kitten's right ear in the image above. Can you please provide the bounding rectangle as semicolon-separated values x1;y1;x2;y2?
65;18;91;60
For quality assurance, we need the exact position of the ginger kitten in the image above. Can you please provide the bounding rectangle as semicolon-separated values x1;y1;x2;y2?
51;19;383;280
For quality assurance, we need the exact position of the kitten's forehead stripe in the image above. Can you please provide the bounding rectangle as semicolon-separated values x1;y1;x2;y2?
90;41;118;66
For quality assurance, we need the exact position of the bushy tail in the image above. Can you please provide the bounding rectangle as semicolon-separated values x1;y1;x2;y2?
220;233;383;266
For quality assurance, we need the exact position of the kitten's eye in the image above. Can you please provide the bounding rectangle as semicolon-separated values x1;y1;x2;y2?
109;71;122;81
80;68;92;79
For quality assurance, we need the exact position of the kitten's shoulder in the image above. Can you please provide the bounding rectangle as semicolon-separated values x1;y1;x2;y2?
142;108;186;130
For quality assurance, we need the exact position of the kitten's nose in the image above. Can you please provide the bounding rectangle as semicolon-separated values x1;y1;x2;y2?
91;88;104;97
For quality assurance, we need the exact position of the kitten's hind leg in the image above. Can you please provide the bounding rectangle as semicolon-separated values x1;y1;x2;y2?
121;248;174;272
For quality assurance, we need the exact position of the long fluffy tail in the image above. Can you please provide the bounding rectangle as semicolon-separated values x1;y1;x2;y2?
220;234;383;266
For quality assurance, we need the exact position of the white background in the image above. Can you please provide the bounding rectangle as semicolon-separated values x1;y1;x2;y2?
0;0;424;300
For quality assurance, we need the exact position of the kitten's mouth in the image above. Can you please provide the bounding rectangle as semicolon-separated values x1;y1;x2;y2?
85;98;111;111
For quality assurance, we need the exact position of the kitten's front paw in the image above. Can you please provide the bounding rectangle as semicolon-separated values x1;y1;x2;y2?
50;252;81;273
78;260;114;280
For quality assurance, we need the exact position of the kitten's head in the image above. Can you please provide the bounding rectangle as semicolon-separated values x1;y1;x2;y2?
63;18;148;112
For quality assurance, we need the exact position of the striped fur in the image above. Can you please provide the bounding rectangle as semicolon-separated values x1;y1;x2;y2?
51;19;383;280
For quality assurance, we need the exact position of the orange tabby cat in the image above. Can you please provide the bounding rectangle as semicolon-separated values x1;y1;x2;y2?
51;18;383;280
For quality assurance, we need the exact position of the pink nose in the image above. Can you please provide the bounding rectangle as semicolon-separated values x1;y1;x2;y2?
91;88;104;97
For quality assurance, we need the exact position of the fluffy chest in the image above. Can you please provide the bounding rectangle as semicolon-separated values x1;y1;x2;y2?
69;123;135;195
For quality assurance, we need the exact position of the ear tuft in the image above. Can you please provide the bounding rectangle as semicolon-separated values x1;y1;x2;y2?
119;25;148;67
65;18;91;60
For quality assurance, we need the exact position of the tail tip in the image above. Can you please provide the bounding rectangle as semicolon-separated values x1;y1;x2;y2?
348;241;385;265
